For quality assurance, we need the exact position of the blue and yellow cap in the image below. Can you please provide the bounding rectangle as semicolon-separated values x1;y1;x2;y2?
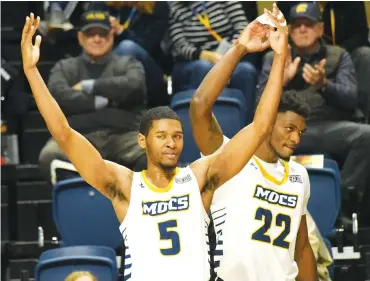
80;11;111;32
290;2;322;23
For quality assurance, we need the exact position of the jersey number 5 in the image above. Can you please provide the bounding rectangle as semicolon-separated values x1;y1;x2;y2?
251;207;291;249
158;220;181;255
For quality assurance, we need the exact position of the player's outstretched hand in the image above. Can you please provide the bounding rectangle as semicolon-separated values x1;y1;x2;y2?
265;3;288;56
21;13;42;71
235;16;271;54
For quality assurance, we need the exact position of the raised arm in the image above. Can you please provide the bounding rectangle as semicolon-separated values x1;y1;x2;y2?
21;14;130;201
192;4;289;191
189;17;271;155
189;45;244;155
190;5;287;156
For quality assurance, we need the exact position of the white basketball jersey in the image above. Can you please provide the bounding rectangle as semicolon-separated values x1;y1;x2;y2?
209;137;310;281
119;167;211;281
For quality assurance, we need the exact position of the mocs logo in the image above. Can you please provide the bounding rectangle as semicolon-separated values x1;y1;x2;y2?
142;195;189;216
253;185;298;208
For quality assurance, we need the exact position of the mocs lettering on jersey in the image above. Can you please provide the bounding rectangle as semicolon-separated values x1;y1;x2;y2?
289;175;302;183
175;174;191;184
253;185;298;208
142;194;190;216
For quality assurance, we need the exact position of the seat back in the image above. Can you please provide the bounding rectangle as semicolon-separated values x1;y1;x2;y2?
171;89;246;163
53;178;123;249
35;246;117;281
307;168;340;237
324;158;341;205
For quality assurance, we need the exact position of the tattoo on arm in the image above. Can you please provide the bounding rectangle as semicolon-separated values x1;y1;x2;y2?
106;181;125;201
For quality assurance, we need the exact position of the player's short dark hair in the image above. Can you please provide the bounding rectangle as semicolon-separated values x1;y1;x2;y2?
139;106;181;136
277;90;310;119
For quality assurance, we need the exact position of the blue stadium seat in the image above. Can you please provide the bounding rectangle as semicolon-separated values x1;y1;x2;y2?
53;178;123;249
171;89;247;163
307;168;341;238
35;246;117;281
324;158;340;178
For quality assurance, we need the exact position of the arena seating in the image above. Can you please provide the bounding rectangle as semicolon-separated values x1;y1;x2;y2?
35;246;117;281
53;178;123;250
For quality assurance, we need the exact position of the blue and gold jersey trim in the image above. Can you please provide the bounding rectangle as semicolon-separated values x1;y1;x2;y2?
253;156;289;186
141;167;181;193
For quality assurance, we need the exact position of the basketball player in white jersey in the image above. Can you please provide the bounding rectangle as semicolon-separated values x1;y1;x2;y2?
190;5;317;281
21;9;285;281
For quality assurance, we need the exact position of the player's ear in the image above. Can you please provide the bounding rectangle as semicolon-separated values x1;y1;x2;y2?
138;133;146;150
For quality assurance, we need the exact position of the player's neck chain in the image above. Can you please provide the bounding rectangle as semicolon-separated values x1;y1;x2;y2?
252;156;289;186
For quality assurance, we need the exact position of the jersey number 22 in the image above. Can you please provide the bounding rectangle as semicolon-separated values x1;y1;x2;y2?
252;207;291;249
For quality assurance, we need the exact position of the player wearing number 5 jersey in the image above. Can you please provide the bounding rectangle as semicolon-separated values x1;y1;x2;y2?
191;4;318;281
21;8;286;281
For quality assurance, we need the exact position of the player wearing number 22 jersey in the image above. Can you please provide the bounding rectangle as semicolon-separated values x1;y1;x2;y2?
211;136;311;281
192;89;318;280
190;4;318;276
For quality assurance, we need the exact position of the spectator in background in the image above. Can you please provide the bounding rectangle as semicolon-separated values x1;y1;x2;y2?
168;1;257;100
39;10;147;183
65;271;97;281
319;1;370;122
278;1;370;121
257;2;370;223
89;1;170;107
